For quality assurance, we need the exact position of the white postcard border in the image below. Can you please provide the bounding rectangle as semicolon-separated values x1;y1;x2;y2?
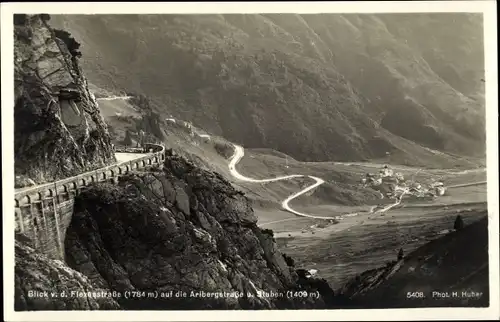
1;1;498;321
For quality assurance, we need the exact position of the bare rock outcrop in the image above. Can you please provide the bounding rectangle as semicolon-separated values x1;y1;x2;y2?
15;234;120;311
64;154;336;309
14;14;115;186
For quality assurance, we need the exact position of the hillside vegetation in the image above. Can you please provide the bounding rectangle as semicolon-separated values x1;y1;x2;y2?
48;14;485;166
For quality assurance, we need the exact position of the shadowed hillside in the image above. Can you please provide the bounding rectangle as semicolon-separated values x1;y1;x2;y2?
339;214;489;308
48;14;485;167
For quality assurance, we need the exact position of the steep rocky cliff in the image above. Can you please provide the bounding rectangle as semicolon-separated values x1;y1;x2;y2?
63;151;338;309
14;14;115;187
15;234;120;310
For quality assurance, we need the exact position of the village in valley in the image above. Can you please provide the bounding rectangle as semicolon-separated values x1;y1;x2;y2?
361;165;447;201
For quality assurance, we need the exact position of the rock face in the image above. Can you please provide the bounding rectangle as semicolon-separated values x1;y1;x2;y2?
14;14;115;185
15;234;120;311
64;153;336;309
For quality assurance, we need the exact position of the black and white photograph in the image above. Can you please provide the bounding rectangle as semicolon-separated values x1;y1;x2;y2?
2;1;498;321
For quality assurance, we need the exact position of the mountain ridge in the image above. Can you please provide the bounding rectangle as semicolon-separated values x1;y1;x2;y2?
48;13;485;166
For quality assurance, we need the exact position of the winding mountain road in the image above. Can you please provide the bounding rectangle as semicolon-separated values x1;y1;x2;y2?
447;181;487;189
96;95;133;101
228;144;404;221
17;107;481;225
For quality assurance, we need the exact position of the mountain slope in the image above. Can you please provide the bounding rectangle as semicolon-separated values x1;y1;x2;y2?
48;14;485;166
340;215;489;308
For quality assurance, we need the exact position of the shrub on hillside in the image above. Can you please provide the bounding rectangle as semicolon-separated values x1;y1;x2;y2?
454;215;464;231
296;269;309;279
129;94;152;113
282;253;295;267
397;248;404;261
214;141;234;159
261;228;274;237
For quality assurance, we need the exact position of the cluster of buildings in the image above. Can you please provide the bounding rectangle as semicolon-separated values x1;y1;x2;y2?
361;165;446;199
165;117;211;142
361;166;398;187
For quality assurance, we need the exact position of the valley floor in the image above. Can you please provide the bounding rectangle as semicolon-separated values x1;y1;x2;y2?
97;111;490;308
272;203;487;289
232;149;488;290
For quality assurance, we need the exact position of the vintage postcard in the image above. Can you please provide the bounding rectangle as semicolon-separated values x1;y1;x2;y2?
2;1;498;321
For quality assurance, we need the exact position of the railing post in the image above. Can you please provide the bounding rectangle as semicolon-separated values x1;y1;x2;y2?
40;198;48;239
30;203;39;249
53;182;63;259
15;207;25;233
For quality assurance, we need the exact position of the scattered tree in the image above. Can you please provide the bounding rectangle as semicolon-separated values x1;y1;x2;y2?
454;215;464;231
282;253;295;267
214;141;233;159
123;130;133;146
130;94;152;113
397;248;404;261
296;268;309;279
